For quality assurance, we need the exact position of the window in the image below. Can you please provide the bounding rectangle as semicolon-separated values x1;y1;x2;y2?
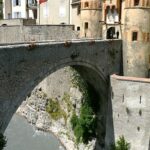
84;22;88;29
13;0;21;6
77;5;81;15
84;2;89;8
77;26;80;31
134;0;140;6
132;31;138;41
16;0;19;5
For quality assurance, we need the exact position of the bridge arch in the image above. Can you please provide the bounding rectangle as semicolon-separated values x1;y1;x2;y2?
2;60;108;148
15;60;107;107
0;40;122;147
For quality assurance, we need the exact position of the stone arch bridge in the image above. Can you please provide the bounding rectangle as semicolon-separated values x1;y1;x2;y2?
0;39;122;146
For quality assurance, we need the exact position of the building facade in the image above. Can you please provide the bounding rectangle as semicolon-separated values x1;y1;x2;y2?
37;0;71;24
71;0;81;36
102;0;124;39
3;0;37;19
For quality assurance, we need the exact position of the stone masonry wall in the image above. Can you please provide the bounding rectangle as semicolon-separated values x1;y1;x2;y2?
0;19;36;26
111;74;150;150
0;25;77;44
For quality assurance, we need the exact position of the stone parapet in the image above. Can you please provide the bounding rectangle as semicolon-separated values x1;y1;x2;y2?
0;24;77;44
0;19;36;26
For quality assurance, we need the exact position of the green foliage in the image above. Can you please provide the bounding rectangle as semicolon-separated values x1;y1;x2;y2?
74;123;83;143
71;103;96;144
0;133;7;150
70;112;78;129
62;92;72;112
111;136;130;150
46;98;67;122
70;68;98;144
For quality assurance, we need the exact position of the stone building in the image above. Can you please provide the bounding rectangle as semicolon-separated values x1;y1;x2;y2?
70;0;81;36
80;0;102;38
123;0;150;78
101;0;124;39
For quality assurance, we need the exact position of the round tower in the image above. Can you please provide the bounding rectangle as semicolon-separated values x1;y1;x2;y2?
123;0;150;77
80;0;102;38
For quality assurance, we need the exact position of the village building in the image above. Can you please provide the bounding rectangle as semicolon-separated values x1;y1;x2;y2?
37;0;71;24
2;0;37;19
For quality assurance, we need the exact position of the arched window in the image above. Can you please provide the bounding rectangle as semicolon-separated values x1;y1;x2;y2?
111;5;116;13
106;6;110;13
84;2;89;8
134;0;140;6
107;27;115;39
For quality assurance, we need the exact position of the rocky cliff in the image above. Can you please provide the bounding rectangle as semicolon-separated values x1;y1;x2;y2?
17;67;96;150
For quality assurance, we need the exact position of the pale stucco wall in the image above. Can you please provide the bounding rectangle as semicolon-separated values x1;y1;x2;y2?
3;0;12;19
71;3;81;36
37;0;70;25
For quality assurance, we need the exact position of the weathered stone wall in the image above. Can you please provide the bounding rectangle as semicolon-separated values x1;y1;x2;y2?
123;6;150;77
0;19;36;26
111;74;150;150
0;25;77;44
80;0;102;38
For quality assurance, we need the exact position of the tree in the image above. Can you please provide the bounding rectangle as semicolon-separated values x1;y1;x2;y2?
111;136;130;150
0;133;7;150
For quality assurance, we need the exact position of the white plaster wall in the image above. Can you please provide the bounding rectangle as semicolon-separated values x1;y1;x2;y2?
29;10;34;18
12;0;27;18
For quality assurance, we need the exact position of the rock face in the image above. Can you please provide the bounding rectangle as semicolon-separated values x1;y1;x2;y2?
17;67;96;150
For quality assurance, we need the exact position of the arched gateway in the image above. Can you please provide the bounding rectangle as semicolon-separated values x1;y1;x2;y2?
0;39;122;147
